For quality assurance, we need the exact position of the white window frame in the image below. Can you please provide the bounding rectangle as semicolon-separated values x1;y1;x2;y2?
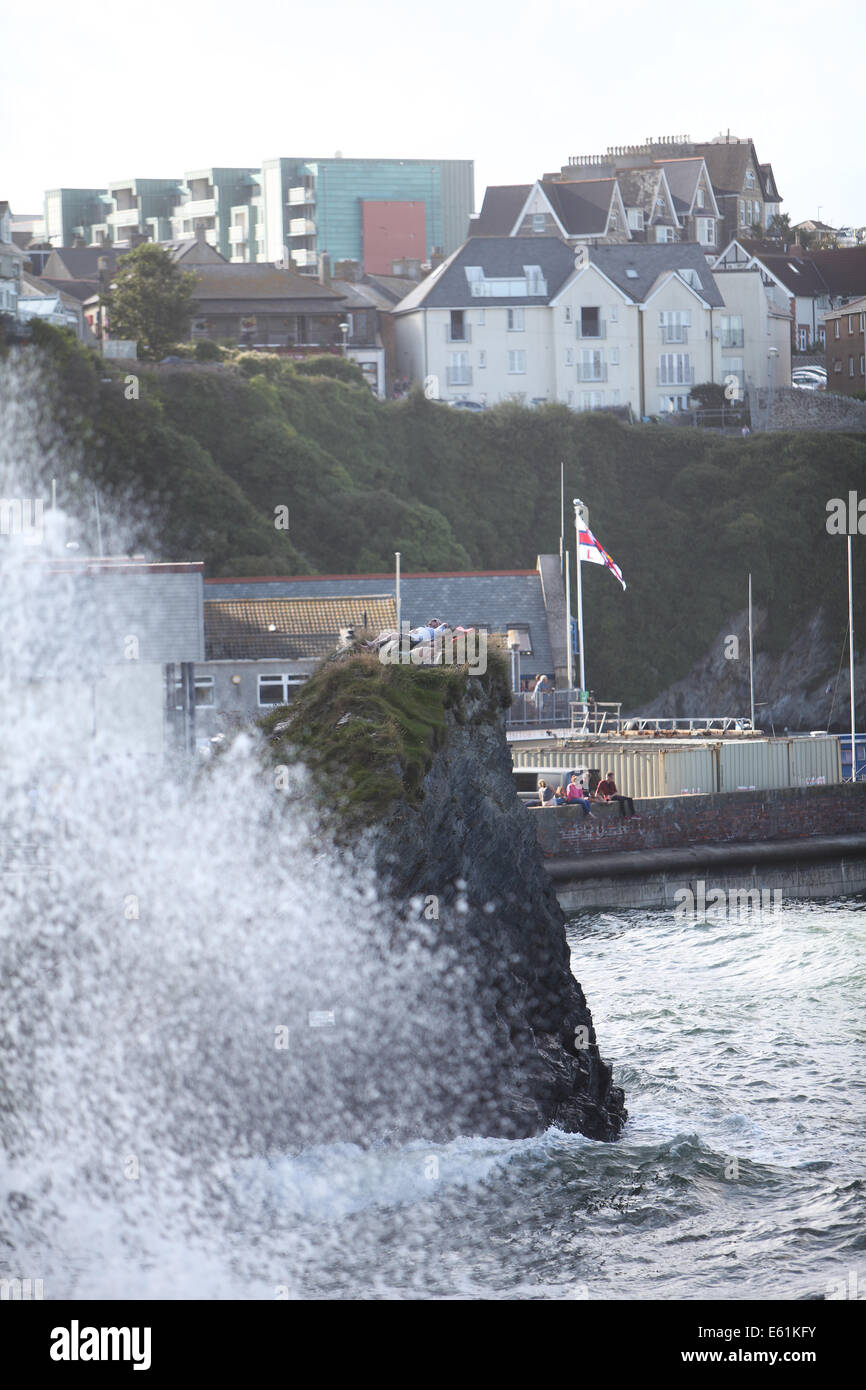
659;352;691;385
507;307;525;331
564;305;572;323
175;674;215;708
609;304;618;322
447;350;471;386
478;349;486;369
609;346;619;365
507;349;526;374
531;213;546;234
257;673;309;707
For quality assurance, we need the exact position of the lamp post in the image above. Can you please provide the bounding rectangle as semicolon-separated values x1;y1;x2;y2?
767;346;779;428
339;322;349;357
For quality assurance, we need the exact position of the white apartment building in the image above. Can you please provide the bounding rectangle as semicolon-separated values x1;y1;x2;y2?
394;237;785;416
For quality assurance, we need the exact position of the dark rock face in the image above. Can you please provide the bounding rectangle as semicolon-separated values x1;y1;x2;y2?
374;676;626;1143
638;607;864;733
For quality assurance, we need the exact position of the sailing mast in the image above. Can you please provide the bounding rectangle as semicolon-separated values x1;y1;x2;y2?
849;536;857;781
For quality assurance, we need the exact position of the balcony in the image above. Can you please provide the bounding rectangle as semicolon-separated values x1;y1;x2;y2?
721;330;744;349
445;323;472;343
577;363;607;382
657;367;693;385
108;208;140;228
229;225;247;244
288;186;315;206
447;366;472;386
660;324;689;343
182;198;217;219
577;318;606;339
291;249;318;268
288;217;316;238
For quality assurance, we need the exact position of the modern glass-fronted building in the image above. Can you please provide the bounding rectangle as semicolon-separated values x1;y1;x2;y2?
258;156;474;272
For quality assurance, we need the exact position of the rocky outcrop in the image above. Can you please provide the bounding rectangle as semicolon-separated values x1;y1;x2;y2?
637;606;864;734
267;654;626;1143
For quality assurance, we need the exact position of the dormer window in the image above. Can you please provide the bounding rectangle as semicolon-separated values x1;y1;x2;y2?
678;268;701;290
695;188;705;209
745;170;756;189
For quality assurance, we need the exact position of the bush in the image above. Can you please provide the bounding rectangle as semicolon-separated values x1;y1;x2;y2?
689;382;726;408
194;338;221;363
235;351;285;381
292;353;366;387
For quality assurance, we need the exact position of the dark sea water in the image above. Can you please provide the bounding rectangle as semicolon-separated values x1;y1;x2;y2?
232;897;865;1302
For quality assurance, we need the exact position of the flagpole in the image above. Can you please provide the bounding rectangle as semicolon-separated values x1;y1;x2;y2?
748;572;755;729
573;498;586;697
560;461;565;576
565;548;574;690
849;535;857;781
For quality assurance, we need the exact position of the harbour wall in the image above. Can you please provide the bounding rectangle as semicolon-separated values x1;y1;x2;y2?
534;784;866;911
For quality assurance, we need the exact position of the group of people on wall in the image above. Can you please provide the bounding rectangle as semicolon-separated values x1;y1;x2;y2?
529;771;637;819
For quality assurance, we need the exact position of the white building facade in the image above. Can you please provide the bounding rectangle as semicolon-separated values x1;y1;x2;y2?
395;238;788;417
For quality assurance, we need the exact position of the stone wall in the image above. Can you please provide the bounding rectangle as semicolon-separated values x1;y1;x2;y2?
533;782;866;859
750;385;866;432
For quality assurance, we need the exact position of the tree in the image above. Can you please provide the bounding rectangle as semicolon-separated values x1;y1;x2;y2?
768;213;791;241
101;243;197;359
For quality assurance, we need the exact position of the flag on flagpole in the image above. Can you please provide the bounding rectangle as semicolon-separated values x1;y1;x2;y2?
577;526;627;590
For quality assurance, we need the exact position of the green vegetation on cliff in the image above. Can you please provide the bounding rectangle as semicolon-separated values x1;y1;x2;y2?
261;650;511;830
14;324;866;707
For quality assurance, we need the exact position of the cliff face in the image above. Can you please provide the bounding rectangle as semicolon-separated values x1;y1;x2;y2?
266;654;626;1144
638;607;864;734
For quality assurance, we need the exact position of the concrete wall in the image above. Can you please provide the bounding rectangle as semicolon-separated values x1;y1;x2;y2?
534;782;866;859
553;848;866;913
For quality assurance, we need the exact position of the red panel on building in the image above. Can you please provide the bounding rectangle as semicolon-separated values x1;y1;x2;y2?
361;200;426;274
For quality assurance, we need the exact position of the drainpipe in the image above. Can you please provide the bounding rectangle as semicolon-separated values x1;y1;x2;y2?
709;306;714;384
423;306;429;394
638;305;646;417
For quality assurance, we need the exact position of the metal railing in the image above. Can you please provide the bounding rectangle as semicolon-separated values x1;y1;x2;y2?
507;697;755;737
445;323;472;343
721;331;744;349
577;363;607;382
660;324;689;343
657;366;693;385
508;690;576;728
577;319;606;339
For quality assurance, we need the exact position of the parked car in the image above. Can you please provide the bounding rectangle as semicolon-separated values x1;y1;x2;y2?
448;398;485;411
792;366;827;391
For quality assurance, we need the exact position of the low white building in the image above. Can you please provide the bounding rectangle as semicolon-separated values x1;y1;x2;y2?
0;202;26;318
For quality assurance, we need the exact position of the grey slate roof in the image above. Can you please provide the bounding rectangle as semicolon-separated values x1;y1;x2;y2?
652;158;705;212
470;185;531;236
205;571;555;676
42;247;126;280
393;237;577;311
541;179;616;234
588;242;725;306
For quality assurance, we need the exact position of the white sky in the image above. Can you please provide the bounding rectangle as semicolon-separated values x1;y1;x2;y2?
4;0;866;227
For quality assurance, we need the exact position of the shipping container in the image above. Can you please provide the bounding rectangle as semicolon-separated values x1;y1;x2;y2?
719;739;789;792
788;735;842;787
511;734;844;797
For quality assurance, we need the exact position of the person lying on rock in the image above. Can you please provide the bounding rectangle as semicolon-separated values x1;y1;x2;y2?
565;773;592;815
594;772;638;819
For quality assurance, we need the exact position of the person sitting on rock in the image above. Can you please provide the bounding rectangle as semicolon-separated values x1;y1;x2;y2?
594;771;637;818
